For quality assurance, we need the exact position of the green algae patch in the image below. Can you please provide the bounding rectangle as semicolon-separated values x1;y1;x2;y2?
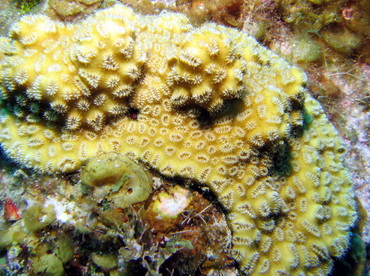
53;235;74;263
81;152;152;208
91;253;118;270
0;223;27;248
23;205;56;233
32;254;64;276
322;26;363;55
291;35;323;63
13;0;42;15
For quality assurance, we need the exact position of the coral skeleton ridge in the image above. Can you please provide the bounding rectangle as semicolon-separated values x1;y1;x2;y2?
0;4;357;275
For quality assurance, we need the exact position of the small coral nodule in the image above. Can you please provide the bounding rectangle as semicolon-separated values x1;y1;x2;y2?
149;185;192;219
0;4;357;275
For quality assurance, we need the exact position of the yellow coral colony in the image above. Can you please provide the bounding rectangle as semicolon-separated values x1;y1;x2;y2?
0;4;357;275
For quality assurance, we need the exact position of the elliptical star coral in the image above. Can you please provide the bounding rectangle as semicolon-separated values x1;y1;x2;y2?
0;4;357;275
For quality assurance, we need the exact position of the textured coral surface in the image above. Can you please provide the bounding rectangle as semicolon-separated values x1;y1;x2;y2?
0;4;358;275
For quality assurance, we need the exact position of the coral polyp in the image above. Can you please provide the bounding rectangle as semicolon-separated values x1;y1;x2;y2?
0;4;358;275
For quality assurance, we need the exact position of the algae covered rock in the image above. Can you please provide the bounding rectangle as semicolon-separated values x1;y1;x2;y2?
0;204;73;276
322;25;363;55
90;253;118;271
291;35;323;63
81;152;152;208
31;233;73;276
52;234;74;264
0;205;56;248
0;223;27;248
23;205;56;233
32;254;64;276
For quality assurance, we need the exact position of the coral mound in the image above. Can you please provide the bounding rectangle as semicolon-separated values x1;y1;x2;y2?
0;4;357;275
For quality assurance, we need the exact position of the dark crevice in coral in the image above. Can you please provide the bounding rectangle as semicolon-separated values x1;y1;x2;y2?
190;180;232;215
128;107;139;120
331;233;368;276
149;168;230;217
291;107;312;138
268;141;293;177
174;97;246;130
0;144;29;174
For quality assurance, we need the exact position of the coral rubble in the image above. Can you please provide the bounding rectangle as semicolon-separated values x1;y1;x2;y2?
0;169;232;275
0;4;358;275
46;0;104;21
